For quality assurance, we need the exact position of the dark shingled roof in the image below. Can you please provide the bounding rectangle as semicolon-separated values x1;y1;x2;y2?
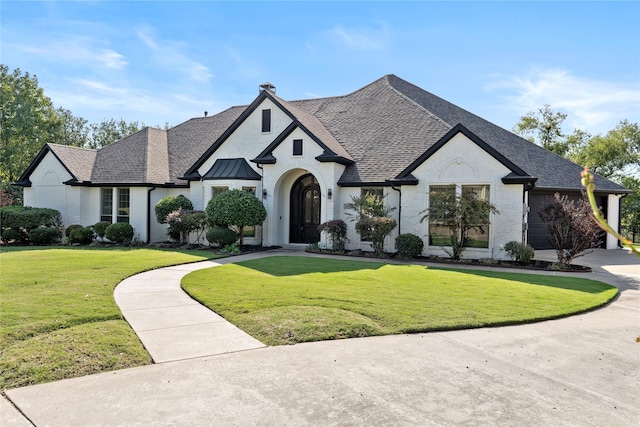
16;75;628;194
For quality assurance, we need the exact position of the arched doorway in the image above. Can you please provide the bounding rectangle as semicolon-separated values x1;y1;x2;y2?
290;174;321;243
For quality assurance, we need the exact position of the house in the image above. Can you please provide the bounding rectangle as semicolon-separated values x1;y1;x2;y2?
16;75;629;257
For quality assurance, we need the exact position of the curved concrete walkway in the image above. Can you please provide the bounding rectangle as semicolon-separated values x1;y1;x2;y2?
3;249;639;426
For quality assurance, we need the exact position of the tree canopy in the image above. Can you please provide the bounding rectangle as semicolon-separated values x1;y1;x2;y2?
1;65;143;204
205;189;266;245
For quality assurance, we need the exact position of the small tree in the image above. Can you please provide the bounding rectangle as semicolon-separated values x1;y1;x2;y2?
155;195;193;224
538;192;603;266
347;192;396;256
421;188;499;260
166;209;207;244
317;220;348;251
205;189;266;246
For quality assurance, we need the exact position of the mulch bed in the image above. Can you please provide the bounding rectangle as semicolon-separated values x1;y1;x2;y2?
307;249;592;273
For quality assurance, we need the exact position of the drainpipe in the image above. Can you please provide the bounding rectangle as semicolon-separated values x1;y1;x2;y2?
147;186;156;244
391;185;401;235
257;163;265;247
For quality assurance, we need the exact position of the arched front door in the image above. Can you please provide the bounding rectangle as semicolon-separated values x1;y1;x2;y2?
290;174;321;243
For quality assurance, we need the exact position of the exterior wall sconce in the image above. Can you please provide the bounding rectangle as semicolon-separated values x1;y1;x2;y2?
327;188;332;199
262;189;267;199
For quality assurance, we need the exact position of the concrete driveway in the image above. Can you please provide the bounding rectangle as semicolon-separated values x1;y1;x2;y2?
2;249;639;426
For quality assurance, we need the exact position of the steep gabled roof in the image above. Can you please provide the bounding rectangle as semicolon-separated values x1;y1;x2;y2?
15;143;97;186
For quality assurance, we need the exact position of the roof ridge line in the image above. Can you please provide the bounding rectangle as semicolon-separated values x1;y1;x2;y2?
48;143;97;152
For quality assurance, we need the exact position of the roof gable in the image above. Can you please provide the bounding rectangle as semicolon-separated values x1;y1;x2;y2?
395;124;537;186
15;144;97;187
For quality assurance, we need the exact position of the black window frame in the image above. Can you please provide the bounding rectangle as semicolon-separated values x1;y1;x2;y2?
293;139;303;156
261;109;271;133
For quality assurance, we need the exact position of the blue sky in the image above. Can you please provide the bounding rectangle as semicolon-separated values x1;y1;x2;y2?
2;1;639;136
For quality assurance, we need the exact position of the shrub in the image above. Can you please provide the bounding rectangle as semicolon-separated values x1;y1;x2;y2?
0;206;62;232
2;228;25;244
94;221;111;239
70;227;95;245
166;209;207;244
206;225;239;248
155;195;193;224
29;227;62;245
65;224;83;238
538;193;603;265
317;220;348;251
395;233;424;259
348;192;397;256
105;223;134;244
504;241;535;264
206;189;266;245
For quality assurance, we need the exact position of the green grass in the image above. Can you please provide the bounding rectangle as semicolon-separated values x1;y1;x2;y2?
182;256;618;346
0;246;223;390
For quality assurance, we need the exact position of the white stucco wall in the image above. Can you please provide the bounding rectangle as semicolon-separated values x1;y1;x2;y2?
402;132;525;259
606;194;622;250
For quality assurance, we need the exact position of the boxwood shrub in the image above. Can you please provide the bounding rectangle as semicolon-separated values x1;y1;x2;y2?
70;227;95;245
2;228;25;244
105;223;134;244
29;227;62;245
206;225;239;248
0;206;62;233
94;221;111;239
395;233;424;259
65;224;83;238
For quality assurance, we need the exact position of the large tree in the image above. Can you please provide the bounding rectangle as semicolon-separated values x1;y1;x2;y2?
0;65;62;183
87;118;141;149
513;105;571;156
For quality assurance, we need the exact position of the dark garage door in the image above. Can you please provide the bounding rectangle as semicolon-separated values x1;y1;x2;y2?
527;192;607;250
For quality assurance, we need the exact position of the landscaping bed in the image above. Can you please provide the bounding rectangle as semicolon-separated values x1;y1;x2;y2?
306;248;592;272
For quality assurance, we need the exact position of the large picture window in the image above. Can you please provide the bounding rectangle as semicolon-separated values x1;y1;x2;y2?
359;187;384;242
428;184;491;249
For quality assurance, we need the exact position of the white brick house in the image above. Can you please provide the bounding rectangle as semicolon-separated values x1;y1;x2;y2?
16;75;629;257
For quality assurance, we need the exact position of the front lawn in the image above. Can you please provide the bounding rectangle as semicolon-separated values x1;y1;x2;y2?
0;247;222;390
182;256;618;345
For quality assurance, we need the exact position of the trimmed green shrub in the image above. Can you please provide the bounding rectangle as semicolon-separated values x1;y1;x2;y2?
94;221;111;239
29;227;62;245
65;224;83;238
2;228;25;244
355;216;397;256
206;225;239;247
395;233;424;259
0;206;62;232
155;195;194;224
504;241;535;264
105;223;134;244
70;227;95;245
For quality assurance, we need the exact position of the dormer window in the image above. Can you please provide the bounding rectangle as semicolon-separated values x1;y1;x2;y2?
293;139;303;156
261;109;271;133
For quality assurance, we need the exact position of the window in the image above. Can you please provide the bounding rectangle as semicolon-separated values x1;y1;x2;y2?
100;188;113;222
462;185;490;248
359;187;384;242
293;139;303;156
261;109;271;133
211;186;228;200
117;188;130;223
428;185;455;247
242;187;257;237
427;184;491;248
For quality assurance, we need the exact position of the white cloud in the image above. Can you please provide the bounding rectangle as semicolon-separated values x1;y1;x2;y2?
15;39;127;70
311;22;390;51
485;67;640;134
136;28;213;83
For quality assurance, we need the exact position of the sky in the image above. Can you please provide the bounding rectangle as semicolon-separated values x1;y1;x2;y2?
2;1;639;136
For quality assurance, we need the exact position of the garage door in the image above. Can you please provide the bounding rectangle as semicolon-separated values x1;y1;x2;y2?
527;192;607;250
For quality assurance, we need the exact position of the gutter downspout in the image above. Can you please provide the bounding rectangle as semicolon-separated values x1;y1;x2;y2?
257;163;265;247
147;186;156;244
391;185;401;235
